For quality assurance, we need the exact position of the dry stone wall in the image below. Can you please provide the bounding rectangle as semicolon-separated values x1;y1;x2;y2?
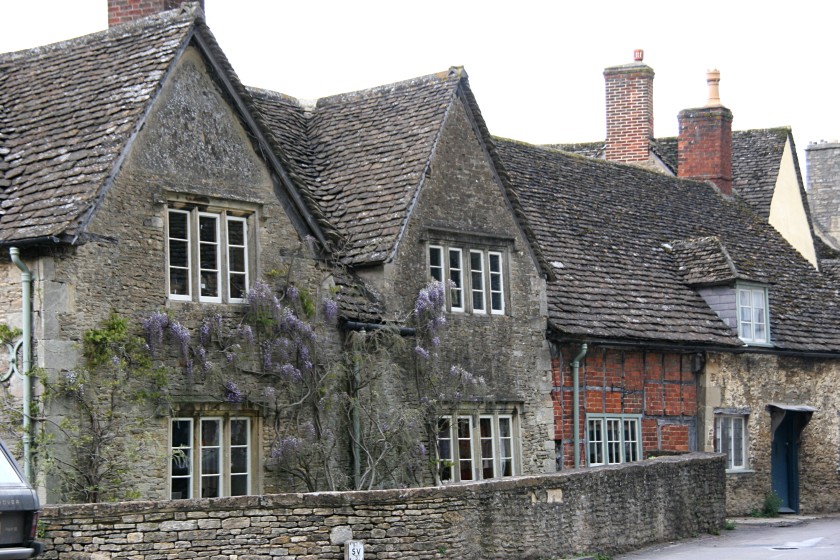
39;453;724;560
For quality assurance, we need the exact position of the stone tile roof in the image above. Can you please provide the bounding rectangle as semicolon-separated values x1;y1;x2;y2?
250;70;552;276
669;237;739;286
554;128;798;219
0;8;195;244
251;70;461;266
496;139;840;352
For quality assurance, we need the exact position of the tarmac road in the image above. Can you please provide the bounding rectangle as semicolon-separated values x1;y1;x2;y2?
615;516;840;559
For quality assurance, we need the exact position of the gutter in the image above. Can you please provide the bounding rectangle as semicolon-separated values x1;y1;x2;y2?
9;247;33;482
571;343;588;469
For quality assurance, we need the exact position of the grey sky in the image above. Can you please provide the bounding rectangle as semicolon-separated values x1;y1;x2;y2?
2;0;838;174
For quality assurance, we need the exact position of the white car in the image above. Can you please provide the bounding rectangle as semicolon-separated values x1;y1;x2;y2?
0;439;41;559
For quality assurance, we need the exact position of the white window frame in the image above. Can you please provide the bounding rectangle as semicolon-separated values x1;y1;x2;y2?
170;415;254;499
586;414;641;466
715;414;747;471
166;207;251;304
448;248;464;313
736;284;770;345
488;251;505;315
438;411;518;482
428;244;507;315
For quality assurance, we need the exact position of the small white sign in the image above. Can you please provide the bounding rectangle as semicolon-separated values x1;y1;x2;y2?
345;540;364;560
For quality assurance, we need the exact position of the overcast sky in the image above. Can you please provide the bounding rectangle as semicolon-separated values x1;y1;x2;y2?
2;1;838;175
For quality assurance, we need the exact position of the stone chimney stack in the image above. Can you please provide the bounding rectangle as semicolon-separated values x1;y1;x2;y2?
604;50;655;165
677;70;733;195
108;0;204;27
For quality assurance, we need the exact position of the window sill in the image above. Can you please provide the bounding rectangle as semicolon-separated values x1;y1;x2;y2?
725;468;754;475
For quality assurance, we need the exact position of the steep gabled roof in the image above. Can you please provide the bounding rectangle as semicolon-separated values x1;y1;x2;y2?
0;6;330;249
0;8;194;245
255;70;460;266
250;69;552;275
497;138;840;353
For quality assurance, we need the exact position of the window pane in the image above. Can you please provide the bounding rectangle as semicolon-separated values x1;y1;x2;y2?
437;418;452;481
470;251;485;312
489;252;504;313
227;219;245;246
169;239;189;268
498;416;513;477
199;216;218;242
606;419;621;464
229;247;246;273
624;419;639;462
457;417;473;481
168;210;191;299
202;448;220;475
171;477;190;500
429;246;443;283
449;249;463;310
231;448;248;474
230;474;248;496
202;420;220;446
588;419;603;465
201;475;220;498
733;418;744;468
231;419;248;446
479;417;494;479
227;217;248;302
721;417;732;469
171;418;193;500
199;215;220;300
171;449;191;476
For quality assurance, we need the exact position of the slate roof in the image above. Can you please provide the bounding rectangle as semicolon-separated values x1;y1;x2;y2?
554;128;800;220
496;139;840;352
0;8;195;244
250;71;461;266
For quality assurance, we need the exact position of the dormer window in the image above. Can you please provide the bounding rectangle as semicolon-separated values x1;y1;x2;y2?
737;284;769;344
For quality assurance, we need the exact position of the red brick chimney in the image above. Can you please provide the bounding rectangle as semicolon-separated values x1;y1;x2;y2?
604;49;655;165
677;70;733;195
108;0;204;27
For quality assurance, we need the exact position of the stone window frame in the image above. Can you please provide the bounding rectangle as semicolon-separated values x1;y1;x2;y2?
165;197;257;305
426;234;510;316
169;411;257;500
714;412;748;471
736;283;771;346
585;414;642;467
437;407;520;482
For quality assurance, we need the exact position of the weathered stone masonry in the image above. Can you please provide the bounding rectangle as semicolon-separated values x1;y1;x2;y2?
39;454;725;560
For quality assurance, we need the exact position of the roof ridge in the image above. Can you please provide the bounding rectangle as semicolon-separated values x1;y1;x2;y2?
315;67;462;107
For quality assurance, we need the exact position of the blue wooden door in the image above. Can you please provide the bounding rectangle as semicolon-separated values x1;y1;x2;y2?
771;412;799;513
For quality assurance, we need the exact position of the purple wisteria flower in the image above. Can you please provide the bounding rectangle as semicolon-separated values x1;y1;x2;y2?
286;285;299;300
272;436;301;462
142;311;169;356
322;298;338;322
169;321;191;360
414;346;430;360
224;380;243;403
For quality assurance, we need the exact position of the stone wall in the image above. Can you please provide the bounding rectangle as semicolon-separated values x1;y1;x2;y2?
39;453;725;560
700;352;840;515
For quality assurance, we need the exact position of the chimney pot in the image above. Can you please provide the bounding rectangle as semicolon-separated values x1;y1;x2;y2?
706;69;722;107
634;49;644;62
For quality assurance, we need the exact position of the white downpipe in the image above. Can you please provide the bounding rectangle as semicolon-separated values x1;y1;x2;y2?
9;247;33;482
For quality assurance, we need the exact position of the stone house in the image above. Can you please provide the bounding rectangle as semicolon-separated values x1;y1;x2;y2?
0;3;554;503
2;1;840;516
